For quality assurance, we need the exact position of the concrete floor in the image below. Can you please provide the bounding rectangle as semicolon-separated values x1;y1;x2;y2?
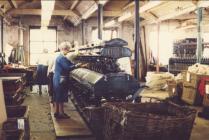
23;86;56;140
191;107;209;140
22;86;209;140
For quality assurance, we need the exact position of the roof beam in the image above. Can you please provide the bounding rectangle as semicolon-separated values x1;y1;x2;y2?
139;1;164;13
92;10;121;17
8;0;18;8
198;1;209;7
82;0;108;19
64;0;80;21
9;9;76;16
117;1;166;23
158;5;196;21
70;0;79;10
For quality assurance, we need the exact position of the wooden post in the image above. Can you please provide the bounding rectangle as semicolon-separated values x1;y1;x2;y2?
134;0;140;80
0;80;7;127
156;23;160;73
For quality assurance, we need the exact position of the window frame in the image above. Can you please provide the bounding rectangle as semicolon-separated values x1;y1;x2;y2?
29;26;57;65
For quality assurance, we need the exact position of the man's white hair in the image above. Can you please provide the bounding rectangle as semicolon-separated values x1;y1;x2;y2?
59;41;71;50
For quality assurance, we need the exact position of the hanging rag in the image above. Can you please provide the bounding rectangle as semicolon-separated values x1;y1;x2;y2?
198;77;209;96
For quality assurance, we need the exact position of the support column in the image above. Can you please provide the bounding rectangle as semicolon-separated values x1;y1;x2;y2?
156;23;160;72
197;7;203;63
98;4;103;40
81;20;85;45
134;0;140;80
0;17;4;53
0;17;3;68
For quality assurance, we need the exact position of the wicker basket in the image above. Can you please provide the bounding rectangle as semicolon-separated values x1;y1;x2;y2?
103;102;196;140
83;107;104;139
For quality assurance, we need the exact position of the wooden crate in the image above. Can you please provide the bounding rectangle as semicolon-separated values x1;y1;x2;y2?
181;85;203;105
182;71;203;88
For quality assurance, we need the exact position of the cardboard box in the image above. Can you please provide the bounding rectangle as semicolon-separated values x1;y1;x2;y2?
181;85;203;105
182;71;203;88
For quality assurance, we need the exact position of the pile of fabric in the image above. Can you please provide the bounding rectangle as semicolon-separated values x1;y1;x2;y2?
188;63;209;75
145;72;174;90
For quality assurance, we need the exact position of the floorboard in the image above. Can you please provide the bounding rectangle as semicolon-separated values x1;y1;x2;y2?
50;101;95;140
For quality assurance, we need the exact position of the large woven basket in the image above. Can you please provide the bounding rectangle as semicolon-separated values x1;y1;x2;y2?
103;101;196;140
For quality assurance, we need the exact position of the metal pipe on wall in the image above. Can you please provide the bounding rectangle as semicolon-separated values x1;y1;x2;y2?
98;4;103;40
134;0;140;80
197;7;203;63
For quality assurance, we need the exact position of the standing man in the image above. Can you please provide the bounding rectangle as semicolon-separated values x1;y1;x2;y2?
36;48;49;95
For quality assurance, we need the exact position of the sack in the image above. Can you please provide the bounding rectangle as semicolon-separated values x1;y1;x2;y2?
59;76;68;85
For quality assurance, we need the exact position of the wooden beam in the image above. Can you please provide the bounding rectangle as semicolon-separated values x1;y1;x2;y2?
64;0;80;21
198;1;209;7
158;6;197;21
70;0;79;10
82;0;108;19
140;4;198;26
92;10;121;17
8;0;18;8
140;1;164;13
9;9;75;16
118;1;166;22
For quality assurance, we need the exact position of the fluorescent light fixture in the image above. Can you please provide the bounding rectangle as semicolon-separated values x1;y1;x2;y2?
82;3;98;19
118;12;132;22
41;0;55;27
104;20;117;27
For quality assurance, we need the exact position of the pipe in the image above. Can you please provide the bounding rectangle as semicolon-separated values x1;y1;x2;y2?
134;0;140;80
81;19;85;45
98;4;103;40
156;23;160;72
197;7;203;63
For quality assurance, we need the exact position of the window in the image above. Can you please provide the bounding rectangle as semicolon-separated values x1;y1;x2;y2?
29;27;57;65
149;31;173;65
91;28;118;42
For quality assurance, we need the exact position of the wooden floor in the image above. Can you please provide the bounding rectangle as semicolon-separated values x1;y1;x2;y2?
50;100;95;140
